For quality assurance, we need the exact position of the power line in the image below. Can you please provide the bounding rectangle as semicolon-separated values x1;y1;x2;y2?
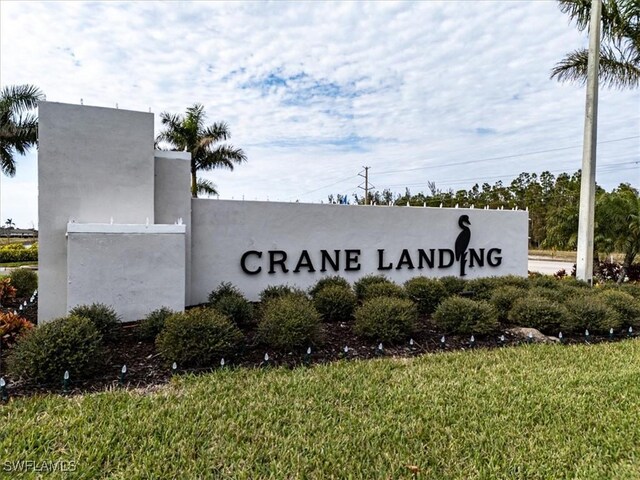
375;135;640;176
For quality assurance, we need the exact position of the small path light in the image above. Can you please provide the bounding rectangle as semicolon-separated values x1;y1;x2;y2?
63;370;70;394
499;334;506;346
220;358;226;368
527;331;533;344
409;338;415;350
342;345;349;359
469;335;475;348
0;377;8;402
558;332;563;344
609;328;615;340
119;365;127;386
262;352;270;367
171;362;177;375
440;336;446;349
629;326;634;337
304;347;312;366
585;329;590;343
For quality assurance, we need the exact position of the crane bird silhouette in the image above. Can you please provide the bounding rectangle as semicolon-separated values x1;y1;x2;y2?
455;215;471;276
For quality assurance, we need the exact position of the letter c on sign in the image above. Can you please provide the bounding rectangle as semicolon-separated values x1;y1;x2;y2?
241;250;262;274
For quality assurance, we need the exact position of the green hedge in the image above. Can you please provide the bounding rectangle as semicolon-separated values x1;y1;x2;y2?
0;243;38;263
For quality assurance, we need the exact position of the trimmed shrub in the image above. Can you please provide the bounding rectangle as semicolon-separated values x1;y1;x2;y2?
69;303;120;341
619;283;640;299
529;275;559;289
138;307;175;340
432;297;499;335
508;296;568;334
465;277;503;300
157;308;243;367
0;312;34;347
8;269;37;298
309;276;351;298
439;276;467;296
490;286;527;323
259;285;307;303
353;275;392;301
208;282;243;304
527;286;567;304
8;315;104;383
354;297;417;343
361;281;407;301
597;289;640;327
314;285;357;322
497;275;530;290
258;296;322;350
213;293;254;327
562;296;622;333
0;243;38;263
404;277;448;315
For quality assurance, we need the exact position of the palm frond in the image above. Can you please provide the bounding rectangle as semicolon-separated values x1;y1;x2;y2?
0;143;16;176
551;46;640;88
197;144;247;171
196;178;218;197
0;84;44;115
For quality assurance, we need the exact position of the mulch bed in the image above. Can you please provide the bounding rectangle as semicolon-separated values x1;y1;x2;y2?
0;297;633;399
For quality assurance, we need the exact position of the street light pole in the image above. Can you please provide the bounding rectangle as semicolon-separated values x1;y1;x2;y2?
576;0;602;285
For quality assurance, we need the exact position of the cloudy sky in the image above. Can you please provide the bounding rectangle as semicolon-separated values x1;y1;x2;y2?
1;0;638;228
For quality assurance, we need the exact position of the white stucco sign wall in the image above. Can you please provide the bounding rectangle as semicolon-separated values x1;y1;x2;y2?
38;102;528;322
190;200;527;303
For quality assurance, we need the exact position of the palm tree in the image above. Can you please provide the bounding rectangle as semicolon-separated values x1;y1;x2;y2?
551;0;640;89
0;84;44;176
156;104;247;198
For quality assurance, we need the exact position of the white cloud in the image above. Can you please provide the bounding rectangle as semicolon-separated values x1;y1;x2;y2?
1;0;638;227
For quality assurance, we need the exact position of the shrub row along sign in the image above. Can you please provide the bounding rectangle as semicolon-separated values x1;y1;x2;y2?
38;102;528;322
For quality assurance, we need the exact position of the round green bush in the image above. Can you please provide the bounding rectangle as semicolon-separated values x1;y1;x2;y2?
490;286;527;322
529;275;560;289
213;293;254;327
508;296;568;334
438;276;467;296
404;277;448;314
619;283;640;299
496;275;530;290
138;307;175;340
156;308;243;367
8;315;104;383
361;281;407;301
527;286;567;304
259;285;307;303
309;276;351;298
8;268;38;298
208;282;243;304
69;303;120;341
354;297;417;343
465;277;503;300
313;285;357;322
597;289;640;327
562;296;622;333
432;297;499;335
258;296;322;351
353;275;392;301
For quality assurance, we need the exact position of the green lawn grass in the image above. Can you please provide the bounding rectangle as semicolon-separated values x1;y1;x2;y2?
0;261;37;268
2;341;640;479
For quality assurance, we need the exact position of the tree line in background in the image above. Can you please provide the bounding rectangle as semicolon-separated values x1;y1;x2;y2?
331;170;639;272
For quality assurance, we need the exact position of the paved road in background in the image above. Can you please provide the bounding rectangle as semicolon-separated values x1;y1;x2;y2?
5;259;575;276
527;258;574;275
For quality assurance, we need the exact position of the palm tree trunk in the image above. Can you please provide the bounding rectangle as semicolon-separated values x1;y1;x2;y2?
617;252;634;284
191;168;198;198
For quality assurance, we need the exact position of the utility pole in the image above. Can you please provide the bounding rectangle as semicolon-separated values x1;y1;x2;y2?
576;0;602;285
358;166;374;205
